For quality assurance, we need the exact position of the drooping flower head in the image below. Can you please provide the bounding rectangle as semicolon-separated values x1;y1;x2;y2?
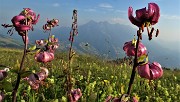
123;39;147;57
11;8;40;35
128;3;160;40
69;88;82;102
43;19;59;31
1;8;40;44
35;51;54;63
34;35;59;63
0;68;9;81
128;3;160;27
137;62;163;80
23;67;49;90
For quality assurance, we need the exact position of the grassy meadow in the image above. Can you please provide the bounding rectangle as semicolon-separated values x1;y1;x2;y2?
0;47;179;102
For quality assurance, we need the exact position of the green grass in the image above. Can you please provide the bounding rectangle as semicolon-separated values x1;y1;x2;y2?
0;47;179;102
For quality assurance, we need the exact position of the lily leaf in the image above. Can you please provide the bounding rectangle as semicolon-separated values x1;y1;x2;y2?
11;60;20;73
36;49;41;55
28;45;36;51
1;80;13;92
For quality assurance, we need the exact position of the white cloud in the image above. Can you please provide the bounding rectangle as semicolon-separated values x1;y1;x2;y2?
115;10;126;13
99;3;113;9
110;17;129;25
161;14;180;20
84;9;96;12
52;3;60;7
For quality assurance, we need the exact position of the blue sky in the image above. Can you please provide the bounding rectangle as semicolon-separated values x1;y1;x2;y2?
0;0;180;44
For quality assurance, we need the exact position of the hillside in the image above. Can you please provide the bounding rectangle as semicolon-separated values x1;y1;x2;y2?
0;34;23;48
1;21;180;68
0;47;179;101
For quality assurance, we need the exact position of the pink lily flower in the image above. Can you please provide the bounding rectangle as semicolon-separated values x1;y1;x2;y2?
43;19;59;31
123;41;147;57
11;8;40;36
0;68;8;81
19;8;40;25
35;51;54;63
70;88;82;102
24;67;48;90
35;40;47;46
137;62;163;80
128;3;160;27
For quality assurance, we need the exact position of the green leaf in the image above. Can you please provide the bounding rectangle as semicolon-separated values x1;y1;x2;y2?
20;71;33;78
11;60;20;73
1;80;13;92
28;45;36;51
53;99;59;102
36;49;41;54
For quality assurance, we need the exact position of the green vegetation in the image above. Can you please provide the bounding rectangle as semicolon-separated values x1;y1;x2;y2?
0;48;179;102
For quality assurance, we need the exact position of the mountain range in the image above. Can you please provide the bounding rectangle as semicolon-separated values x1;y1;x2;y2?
0;20;179;68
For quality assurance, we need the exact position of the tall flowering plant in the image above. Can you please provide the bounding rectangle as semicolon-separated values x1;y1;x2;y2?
1;8;40;102
24;19;59;90
106;3;163;102
124;3;163;101
65;9;82;102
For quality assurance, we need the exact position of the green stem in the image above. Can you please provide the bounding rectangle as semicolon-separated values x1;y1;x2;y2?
67;38;73;101
12;20;28;102
127;28;141;95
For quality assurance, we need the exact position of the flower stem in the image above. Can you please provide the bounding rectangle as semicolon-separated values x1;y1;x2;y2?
127;28;141;95
12;20;28;102
67;38;73;101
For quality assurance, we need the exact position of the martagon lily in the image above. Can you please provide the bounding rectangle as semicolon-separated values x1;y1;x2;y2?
128;3;160;40
137;62;163;80
0;68;9;81
123;39;147;57
128;3;160;27
23;67;49;90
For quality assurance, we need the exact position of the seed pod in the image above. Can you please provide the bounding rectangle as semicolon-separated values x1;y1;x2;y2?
156;29;159;37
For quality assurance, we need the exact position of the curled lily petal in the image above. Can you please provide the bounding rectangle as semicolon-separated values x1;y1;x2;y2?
43;19;59;31
149;3;160;25
36;67;49;81
23;73;39;90
128;7;142;27
128;3;160;27
35;52;54;63
137;62;163;80
123;41;147;57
